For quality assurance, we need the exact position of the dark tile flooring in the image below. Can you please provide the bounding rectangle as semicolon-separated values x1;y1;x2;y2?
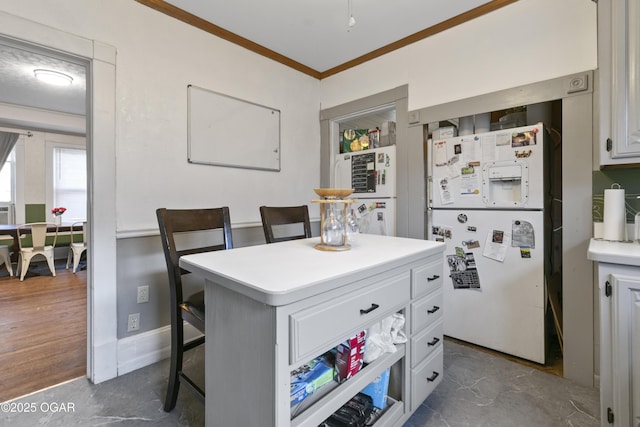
1;339;599;426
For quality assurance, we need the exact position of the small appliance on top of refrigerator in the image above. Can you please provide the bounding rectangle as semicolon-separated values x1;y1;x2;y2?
335;145;396;236
428;123;549;364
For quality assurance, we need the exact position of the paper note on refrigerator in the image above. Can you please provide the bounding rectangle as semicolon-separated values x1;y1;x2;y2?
481;134;497;162
438;177;454;205
446;252;481;289
459;165;480;196
482;230;510;262
434;141;448;166
511;220;535;248
461;137;479;163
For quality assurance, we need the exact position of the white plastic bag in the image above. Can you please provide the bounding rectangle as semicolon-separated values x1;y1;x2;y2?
363;313;407;363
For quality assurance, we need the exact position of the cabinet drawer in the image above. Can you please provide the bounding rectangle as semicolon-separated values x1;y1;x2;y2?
410;289;443;334
290;272;410;363
411;261;443;298
410;319;443;368
411;346;443;411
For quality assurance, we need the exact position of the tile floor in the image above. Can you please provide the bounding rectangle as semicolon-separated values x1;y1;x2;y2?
1;339;599;426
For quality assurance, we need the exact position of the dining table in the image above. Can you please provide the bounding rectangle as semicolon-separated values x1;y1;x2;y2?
0;223;83;263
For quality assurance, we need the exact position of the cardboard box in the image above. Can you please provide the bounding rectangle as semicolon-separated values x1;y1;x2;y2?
379;121;396;147
290;354;335;406
360;368;390;409
334;331;366;383
432;126;457;139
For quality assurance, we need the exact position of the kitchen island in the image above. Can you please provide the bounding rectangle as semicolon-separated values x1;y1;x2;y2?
180;234;445;427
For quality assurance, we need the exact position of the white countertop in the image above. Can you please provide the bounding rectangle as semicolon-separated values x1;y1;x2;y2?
179;234;445;306
587;238;640;266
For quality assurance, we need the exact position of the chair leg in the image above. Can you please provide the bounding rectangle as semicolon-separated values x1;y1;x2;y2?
19;254;30;282
66;249;72;270
73;248;85;273
164;316;184;412
45;254;56;277
0;248;12;276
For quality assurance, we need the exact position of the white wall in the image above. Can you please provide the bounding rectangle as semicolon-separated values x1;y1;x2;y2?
320;0;598;111
0;0;322;234
13;131;84;223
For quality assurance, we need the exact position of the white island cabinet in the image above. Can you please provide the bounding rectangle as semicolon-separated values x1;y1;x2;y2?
588;239;640;426
180;234;445;427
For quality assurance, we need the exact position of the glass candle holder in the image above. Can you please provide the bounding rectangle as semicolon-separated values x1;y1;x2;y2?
313;188;354;251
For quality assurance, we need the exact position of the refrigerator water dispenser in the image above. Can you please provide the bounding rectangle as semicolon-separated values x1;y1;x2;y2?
482;160;529;206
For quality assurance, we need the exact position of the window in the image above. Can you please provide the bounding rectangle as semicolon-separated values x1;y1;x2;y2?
0;149;15;203
0;150;15;225
52;147;86;221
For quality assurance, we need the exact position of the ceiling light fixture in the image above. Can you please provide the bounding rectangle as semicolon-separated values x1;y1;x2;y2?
347;0;356;29
33;69;73;86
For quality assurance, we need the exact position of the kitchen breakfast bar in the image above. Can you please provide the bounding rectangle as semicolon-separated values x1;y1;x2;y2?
179;234;445;427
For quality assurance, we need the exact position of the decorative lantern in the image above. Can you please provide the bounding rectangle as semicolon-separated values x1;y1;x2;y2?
312;188;355;251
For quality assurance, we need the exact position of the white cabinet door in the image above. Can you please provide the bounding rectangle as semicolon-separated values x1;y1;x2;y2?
612;274;640;427
599;0;640;164
599;273;614;427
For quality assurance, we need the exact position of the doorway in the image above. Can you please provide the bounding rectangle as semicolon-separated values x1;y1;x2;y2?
0;38;89;402
405;71;594;387
422;101;564;376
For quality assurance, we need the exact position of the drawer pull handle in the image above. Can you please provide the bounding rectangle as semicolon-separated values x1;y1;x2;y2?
360;303;380;315
427;337;440;346
427;275;440;281
427;305;440;314
426;371;439;382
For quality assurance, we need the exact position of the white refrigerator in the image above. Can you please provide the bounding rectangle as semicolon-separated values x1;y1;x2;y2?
428;124;548;363
335;145;396;236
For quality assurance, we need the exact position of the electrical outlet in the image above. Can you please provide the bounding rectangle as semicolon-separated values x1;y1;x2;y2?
127;313;140;332
137;285;149;303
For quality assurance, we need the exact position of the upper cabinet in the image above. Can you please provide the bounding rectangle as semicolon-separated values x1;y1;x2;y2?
599;0;640;165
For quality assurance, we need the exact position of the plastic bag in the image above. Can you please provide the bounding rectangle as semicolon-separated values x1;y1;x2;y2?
363;313;407;363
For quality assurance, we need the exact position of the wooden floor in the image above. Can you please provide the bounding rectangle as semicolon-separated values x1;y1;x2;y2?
0;261;86;403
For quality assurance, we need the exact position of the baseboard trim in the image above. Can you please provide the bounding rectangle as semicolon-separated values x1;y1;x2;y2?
117;323;202;376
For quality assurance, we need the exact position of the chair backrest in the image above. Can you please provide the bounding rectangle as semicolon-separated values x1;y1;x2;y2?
156;207;233;303
259;205;312;244
71;221;87;245
18;222;58;250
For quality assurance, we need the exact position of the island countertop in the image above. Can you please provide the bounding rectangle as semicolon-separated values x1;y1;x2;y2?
179;234;445;306
588;238;640;266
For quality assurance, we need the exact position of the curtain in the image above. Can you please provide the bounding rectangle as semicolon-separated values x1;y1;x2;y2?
0;131;19;173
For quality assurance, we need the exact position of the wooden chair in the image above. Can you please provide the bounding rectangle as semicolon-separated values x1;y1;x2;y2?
156;207;233;412
66;221;87;273
259;205;312;243
17;222;58;281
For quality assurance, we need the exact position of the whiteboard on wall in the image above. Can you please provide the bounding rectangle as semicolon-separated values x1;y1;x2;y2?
187;85;281;171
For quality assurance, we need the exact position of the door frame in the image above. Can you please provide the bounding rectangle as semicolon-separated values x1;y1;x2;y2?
405;71;595;387
0;12;118;383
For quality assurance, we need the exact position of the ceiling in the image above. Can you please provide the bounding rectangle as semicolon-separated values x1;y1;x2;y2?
138;0;514;78
0;0;513;124
0;42;86;117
